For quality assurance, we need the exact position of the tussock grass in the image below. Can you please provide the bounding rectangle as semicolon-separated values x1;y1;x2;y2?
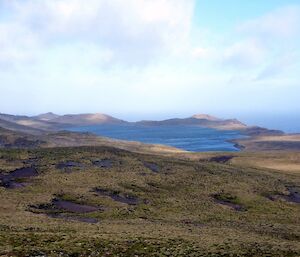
0;147;299;256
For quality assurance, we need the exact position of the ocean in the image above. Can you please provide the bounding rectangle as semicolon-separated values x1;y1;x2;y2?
68;124;243;152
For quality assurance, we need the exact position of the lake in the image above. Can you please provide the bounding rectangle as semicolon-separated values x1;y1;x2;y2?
68;124;243;152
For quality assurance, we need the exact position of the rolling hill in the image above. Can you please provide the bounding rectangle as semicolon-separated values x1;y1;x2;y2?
137;115;247;130
0;145;299;256
47;113;127;126
0;112;300;256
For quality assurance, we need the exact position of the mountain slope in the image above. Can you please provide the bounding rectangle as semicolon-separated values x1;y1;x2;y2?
137;115;247;130
0;113;59;131
0;147;299;256
0;126;45;148
0;125;184;154
0;112;286;146
192;114;222;121
0;118;45;135
49;113;127;126
1;112;127;132
32;112;60;121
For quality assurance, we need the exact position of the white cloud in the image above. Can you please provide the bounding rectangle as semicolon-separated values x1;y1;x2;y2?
221;5;300;75
0;21;39;68
222;39;266;69
0;1;299;115
0;0;194;66
191;47;216;60
256;52;300;81
238;5;300;39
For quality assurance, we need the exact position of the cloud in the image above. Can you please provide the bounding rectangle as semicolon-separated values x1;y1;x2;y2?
255;52;299;81
237;5;300;39
0;1;299;116
221;5;300;75
0;0;194;66
190;47;217;60
222;39;266;69
0;21;39;68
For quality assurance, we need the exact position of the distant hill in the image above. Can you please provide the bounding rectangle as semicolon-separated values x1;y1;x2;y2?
0;112;127;133
2;111;300;152
0;118;44;135
0;124;184;154
137;114;247;130
0;113;59;131
32;112;60;121
0;112;285;139
48;113;127;126
192;114;222;121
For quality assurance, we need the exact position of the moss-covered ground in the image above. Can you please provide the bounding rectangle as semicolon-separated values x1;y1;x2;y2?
0;147;299;256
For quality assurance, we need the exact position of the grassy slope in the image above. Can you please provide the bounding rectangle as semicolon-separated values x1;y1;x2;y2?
0;119;45;135
0;147;299;256
229;152;300;175
42;131;186;155
233;134;300;151
0;127;185;156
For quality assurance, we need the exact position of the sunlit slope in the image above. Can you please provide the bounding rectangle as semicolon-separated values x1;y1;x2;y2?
0;146;299;256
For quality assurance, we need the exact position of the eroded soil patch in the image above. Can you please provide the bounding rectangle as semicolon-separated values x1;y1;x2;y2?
0;167;38;189
52;199;101;213
48;214;98;223
267;186;300;204
208;156;233;164
143;162;160;173
213;193;246;211
29;198;102;223
286;187;300;203
93;159;113;168
55;161;84;172
94;188;141;205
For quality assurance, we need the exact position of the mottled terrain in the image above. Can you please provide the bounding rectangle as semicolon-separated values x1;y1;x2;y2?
0;147;299;256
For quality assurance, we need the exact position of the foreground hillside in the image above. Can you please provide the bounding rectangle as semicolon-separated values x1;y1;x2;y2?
0;146;299;256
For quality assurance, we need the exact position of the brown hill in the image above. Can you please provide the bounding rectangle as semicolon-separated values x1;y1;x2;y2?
192;114;222;121
32;112;60;121
137;115;247;130
0;113;59;131
0;125;184;155
0;118;44;135
49;113;127;126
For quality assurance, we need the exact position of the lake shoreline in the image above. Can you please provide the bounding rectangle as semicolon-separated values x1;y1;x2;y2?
67;124;245;152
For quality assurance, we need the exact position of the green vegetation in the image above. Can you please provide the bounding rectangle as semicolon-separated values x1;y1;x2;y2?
0;146;300;256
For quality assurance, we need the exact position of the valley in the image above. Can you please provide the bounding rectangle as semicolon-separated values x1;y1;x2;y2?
0;112;300;256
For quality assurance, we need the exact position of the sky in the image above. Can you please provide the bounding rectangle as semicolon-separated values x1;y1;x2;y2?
0;0;299;123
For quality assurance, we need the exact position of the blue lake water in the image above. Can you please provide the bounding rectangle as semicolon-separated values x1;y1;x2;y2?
68;125;244;152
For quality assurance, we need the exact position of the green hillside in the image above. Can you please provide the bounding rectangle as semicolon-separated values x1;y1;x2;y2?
0;146;299;256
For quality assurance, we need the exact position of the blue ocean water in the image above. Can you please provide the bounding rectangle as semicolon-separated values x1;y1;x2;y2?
238;114;300;133
68;125;243;152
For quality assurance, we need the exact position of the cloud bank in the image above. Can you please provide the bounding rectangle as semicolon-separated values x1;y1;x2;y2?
0;0;194;66
0;1;299;116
